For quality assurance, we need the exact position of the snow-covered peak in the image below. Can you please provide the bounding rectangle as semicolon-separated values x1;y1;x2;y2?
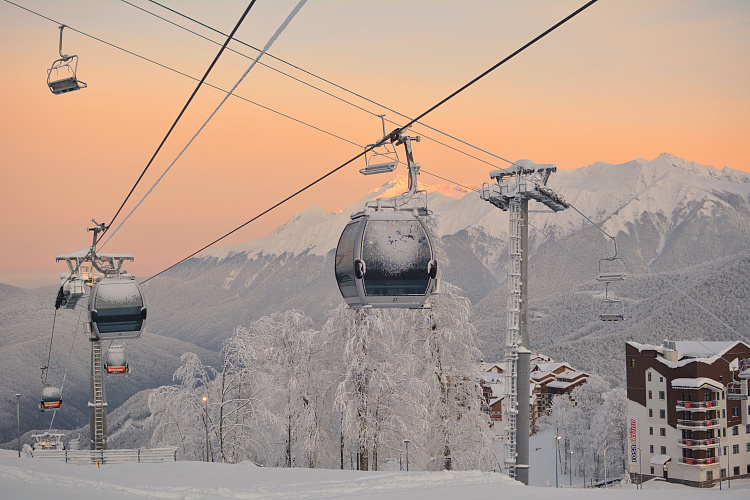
363;174;478;202
199;154;750;263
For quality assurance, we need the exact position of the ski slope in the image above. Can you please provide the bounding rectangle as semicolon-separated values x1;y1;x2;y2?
2;450;748;500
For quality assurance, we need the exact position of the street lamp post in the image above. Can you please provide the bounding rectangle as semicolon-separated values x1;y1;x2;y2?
582;449;586;489
570;450;573;486
637;447;642;490
403;439;410;472
555;436;561;488
15;393;21;458
202;396;209;462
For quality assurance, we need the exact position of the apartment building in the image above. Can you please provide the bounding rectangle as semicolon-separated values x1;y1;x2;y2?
626;340;750;487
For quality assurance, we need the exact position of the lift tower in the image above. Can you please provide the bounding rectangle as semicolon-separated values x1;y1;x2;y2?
480;160;568;484
55;222;136;450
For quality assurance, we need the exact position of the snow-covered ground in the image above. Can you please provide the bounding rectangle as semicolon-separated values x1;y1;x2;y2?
2;449;748;500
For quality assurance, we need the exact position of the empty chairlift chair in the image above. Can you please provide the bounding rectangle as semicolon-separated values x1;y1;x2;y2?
40;384;62;412
47;25;87;95
600;282;625;321
89;278;146;340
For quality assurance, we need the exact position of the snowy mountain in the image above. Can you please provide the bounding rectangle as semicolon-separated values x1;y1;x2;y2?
2;154;749;443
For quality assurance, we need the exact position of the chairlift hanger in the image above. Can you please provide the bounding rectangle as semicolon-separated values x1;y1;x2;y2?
47;25;87;95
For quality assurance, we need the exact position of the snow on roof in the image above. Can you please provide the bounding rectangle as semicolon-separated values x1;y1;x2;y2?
671;378;724;390
546;380;578;390
628;340;750;369
532;362;572;373
556;370;589;381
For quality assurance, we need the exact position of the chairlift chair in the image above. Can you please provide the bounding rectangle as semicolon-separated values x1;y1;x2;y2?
726;379;747;400
597;237;627;282
104;344;129;375
600;282;625;321
40;384;62;411
89;278;146;340
360;115;399;175
47;25;87;95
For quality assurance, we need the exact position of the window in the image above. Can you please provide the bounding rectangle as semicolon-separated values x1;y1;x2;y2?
733;426;739;436
650;427;654;435
648;372;652;382
631;358;635;368
650;444;654;453
660;427;666;437
659;391;665;400
723;446;727;456
649;390;653;400
660;409;666;419
746;424;750;434
721;469;726;479
660;446;666;455
746;443;750;452
733;444;739;454
722;409;726;418
723;428;727;437
649;409;653;417
660;376;663;382
706;471;713;481
734;466;740;476
747;465;750;475
731;407;739;417
650;466;654;475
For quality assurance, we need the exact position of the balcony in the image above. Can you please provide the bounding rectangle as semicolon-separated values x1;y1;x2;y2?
677;438;720;448
676;400;718;410
676;418;719;429
678;457;718;466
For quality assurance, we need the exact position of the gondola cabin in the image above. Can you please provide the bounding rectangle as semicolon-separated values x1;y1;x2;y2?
335;210;437;308
89;278;146;340
40;384;62;411
104;345;129;375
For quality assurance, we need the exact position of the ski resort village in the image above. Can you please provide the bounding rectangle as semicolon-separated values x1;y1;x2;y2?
1;1;749;498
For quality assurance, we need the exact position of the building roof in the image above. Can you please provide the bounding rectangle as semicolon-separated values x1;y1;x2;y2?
671;377;724;391
626;340;750;369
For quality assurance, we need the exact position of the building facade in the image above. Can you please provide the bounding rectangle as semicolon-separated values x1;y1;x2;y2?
626;340;750;487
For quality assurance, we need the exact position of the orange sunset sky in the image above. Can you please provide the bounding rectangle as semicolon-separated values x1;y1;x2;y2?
1;0;749;287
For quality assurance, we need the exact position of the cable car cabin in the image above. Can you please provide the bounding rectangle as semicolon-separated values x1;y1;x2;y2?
47;55;86;95
104;345;129;375
89;278;146;340
335;210;437;308
40;384;62;412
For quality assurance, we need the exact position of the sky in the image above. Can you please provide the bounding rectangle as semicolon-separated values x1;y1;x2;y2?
1;0;749;287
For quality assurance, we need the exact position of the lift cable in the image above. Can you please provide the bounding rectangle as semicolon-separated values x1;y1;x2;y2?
99;0;308;251
138;0;600;284
387;0;600;144
98;0;259;244
48;306;85;431
43;309;59;384
123;0;512;171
